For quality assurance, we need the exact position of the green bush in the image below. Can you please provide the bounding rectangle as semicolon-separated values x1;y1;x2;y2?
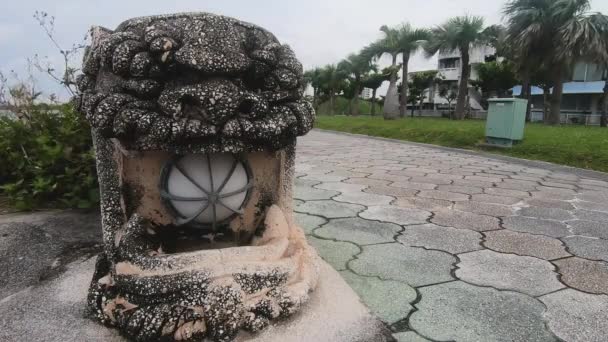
0;104;99;210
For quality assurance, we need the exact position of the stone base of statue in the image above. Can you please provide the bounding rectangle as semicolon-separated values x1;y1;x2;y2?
0;256;393;342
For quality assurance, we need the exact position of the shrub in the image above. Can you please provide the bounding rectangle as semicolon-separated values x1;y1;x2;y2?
0;104;98;210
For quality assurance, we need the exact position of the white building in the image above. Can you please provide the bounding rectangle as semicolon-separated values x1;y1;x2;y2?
360;87;373;100
410;46;496;111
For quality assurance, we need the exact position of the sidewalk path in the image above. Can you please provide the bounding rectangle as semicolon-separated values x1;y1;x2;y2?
295;130;608;342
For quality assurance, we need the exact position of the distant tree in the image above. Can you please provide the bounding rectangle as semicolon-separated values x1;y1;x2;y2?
338;53;375;115
426;16;489;120
304;67;324;112
364;24;430;119
407;70;439;117
318;65;347;115
504;0;608;125
471;61;518;99
438;82;458;118
362;70;390;116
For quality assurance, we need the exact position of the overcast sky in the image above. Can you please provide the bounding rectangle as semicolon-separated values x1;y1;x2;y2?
2;0;608;100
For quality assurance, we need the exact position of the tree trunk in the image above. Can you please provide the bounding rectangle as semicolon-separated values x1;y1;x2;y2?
542;87;551;124
601;81;608;127
371;89;377;116
330;93;335;115
519;72;532;122
455;48;470;120
400;54;410;118
383;54;400;120
548;69;564;125
418;97;424;116
353;84;361;116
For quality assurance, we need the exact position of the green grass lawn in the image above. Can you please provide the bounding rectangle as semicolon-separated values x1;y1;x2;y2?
315;116;608;173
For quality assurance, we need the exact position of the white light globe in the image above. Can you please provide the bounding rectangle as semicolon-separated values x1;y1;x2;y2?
165;153;249;224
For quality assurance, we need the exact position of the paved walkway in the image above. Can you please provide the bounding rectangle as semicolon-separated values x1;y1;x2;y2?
294;130;608;342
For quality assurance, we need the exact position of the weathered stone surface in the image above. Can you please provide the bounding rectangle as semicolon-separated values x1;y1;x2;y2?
575;200;608;213
344;177;391;187
294;183;339;201
431;210;501;232
391;181;437;190
562;236;608;261
417;190;469;202
485;187;531;199
295;200;364;218
350;243;455;286
392;197;453;211
454;201;514;217
340;270;417;324
573;209;608;222
525;198;575;211
517;207;574;221
314;181;367;193
553;257;608;295
483;230;570;260
502;216;570;237
541;289;608;342
315;217;401;245
392;331;431;342
471;194;522;205
294;212;327;234
397;223;483;254
360;206;430;226
333;191;394;206
456;250;564;296
307;236;359;271
436;185;484;195
410;281;557;342
568;220;608;239
364;185;417;197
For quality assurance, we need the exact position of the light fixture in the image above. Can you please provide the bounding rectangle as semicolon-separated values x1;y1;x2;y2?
160;153;253;230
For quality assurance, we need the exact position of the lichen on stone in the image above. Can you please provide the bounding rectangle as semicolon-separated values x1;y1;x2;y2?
75;12;315;154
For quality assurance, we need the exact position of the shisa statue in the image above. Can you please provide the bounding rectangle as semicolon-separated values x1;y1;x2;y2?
74;12;318;342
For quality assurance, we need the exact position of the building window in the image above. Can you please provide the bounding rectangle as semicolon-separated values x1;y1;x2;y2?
439;58;460;69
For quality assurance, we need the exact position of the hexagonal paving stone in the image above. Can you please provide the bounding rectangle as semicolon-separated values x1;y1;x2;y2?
568;220;608;239
436;185;484;195
454;201;514;217
391;181;437;191
344;177;391;187
392;197;453;211
573;209;608;222
553;257;608;295
483;230;571;260
294;212;327;234
350;243;455;286
360;206;430;226
397;223;483;254
562;236;608;261
294;184;340;201
392;331;431;342
340;270;417;324
574;200;608;213
364;185;417;198
517;207;574;221
300;173;348;182
456;250;564;296
471;194;522;205
485;187;531;199
315;217;401;245
502;216;570;237
525;198;575;211
410;281;557;342
333;191;394;206
295;200;364;218
540;289;608;342
431;209;501;232
577;190;608;203
314;182;367;193
306;236;359;271
416;190;469;202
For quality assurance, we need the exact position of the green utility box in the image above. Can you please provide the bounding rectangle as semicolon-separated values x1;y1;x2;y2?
485;98;528;147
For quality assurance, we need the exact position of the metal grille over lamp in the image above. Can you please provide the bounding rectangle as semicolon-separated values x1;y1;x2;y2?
160;153;253;230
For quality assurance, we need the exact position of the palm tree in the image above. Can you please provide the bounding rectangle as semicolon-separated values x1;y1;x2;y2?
559;12;608;127
425;16;487;120
338;53;375;115
304;67;323;112
318;64;346;115
365;24;430;119
504;0;608;125
362;70;391;116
